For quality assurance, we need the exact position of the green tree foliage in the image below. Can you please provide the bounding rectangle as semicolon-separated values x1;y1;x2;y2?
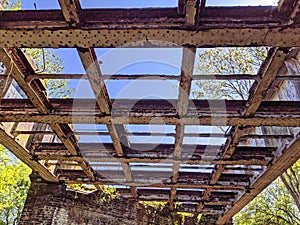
0;146;31;225
0;0;21;10
97;186;119;203
192;47;268;99
26;48;74;98
234;176;300;225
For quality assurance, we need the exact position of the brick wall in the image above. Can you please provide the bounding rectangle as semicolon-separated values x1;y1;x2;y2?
20;174;189;225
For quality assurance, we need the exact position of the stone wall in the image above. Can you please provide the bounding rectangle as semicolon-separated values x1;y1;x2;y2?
20;174;188;225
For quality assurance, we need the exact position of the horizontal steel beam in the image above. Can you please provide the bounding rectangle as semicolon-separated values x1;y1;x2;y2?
10;129;294;141
25;74;261;81
11;130;293;140
2;98;300;114
4;73;298;82
33;142;275;152
1;27;299;48
24;73;300;81
0;7;298;48
0;7;281;29
0;113;300;127
36;155;269;166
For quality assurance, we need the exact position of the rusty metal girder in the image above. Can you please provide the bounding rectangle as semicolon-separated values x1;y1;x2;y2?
0;113;300;127
3;98;300;115
0;27;299;48
0;6;298;48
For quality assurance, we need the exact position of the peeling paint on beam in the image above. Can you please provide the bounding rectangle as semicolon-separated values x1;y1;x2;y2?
1;113;300;127
0;7;282;28
0;27;300;48
37;155;269;166
33;142;275;154
170;44;196;209
3;98;300;115
177;47;196;116
77;48;111;114
58;0;82;26
278;0;300;22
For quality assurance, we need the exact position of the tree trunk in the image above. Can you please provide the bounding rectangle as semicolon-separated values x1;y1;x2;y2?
280;172;300;211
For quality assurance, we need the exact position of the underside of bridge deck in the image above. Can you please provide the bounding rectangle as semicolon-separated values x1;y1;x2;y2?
0;0;300;224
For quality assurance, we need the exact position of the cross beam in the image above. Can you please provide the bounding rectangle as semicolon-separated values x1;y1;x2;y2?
58;0;137;198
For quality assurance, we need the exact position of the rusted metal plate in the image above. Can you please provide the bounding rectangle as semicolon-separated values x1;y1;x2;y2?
0;7;282;29
3;98;300;114
1;112;300;127
0;27;300;48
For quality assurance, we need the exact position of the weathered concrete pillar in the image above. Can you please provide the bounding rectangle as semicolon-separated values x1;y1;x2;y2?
20;173;184;225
